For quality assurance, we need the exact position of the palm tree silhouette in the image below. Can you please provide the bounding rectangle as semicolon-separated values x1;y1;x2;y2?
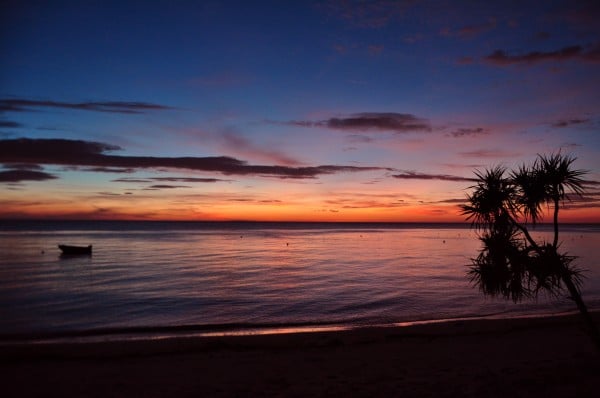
461;153;600;348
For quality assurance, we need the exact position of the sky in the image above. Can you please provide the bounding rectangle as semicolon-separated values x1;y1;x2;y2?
1;0;599;222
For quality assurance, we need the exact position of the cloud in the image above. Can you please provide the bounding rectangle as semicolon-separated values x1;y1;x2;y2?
484;43;600;65
0;98;175;114
0;120;23;128
113;177;230;183
3;163;44;170
96;192;122;196
286;112;431;133
324;196;409;209
392;171;476;182
551;118;591;128
0;163;56;183
220;130;302;166
0;138;386;179
447;127;489;138
346;134;375;143
112;178;153;183
146;185;191;190
81;167;136;173
460;149;521;158
435;198;468;204
441;163;484;170
0;169;57;183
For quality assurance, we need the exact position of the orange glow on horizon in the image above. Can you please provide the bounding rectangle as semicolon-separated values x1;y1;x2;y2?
1;200;598;223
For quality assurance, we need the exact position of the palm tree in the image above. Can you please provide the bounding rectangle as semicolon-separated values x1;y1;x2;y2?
461;153;599;349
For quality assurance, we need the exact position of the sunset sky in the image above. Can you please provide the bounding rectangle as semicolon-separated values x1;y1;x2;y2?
1;0;599;222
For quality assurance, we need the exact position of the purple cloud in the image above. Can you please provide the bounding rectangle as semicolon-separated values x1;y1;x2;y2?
551;118;591;128
113;177;230;183
146;185;191;190
0;98;175;114
485;43;600;65
286;112;431;134
0;169;57;183
0;138;386;179
460;149;521;158
392;171;476;182
447;127;489;138
220;130;302;166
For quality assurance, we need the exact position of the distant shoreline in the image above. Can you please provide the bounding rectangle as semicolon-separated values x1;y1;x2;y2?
2;219;599;230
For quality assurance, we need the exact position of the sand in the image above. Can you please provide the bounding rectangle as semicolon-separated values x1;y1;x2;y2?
2;313;599;397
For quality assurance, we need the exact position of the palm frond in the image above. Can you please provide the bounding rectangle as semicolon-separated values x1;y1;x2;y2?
537;153;587;202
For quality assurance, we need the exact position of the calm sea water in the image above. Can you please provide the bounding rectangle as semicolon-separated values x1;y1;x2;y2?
1;221;599;339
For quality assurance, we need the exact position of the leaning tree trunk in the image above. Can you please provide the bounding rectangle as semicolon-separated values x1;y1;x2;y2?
562;273;600;350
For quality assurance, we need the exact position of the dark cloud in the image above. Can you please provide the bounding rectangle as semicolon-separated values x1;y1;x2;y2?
563;191;600;209
485;43;600;65
0;169;57;183
153;177;230;183
113;177;229;183
0;98;175;114
551;118;591;128
112;178;153;183
3;163;43;170
82;167;135;173
286;113;431;133
560;142;582;150
435;198;468;204
146;185;191;189
346;134;375;143
0;138;385;179
392;171;476;182
96;192;122;196
447;127;489;138
0;120;23;128
325;197;408;209
326;113;430;132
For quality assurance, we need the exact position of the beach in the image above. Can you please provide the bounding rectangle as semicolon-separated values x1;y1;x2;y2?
2;313;599;397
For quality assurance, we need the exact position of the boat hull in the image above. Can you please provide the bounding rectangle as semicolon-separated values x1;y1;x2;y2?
58;245;92;255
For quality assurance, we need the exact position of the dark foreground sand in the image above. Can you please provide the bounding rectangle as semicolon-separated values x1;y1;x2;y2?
2;313;599;397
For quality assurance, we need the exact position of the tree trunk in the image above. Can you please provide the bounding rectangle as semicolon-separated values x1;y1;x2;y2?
553;195;560;248
562;274;600;350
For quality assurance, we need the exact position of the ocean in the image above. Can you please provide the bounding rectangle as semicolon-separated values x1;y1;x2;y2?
1;221;599;341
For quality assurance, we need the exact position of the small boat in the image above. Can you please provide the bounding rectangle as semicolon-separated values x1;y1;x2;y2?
58;244;92;255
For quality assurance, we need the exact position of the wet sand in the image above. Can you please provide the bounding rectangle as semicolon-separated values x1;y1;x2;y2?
2;313;599;397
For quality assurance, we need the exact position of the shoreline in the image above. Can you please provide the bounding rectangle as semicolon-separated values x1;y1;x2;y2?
2;312;599;397
0;309;587;345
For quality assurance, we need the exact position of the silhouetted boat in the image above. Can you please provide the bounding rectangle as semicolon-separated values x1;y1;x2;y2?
58;244;92;255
